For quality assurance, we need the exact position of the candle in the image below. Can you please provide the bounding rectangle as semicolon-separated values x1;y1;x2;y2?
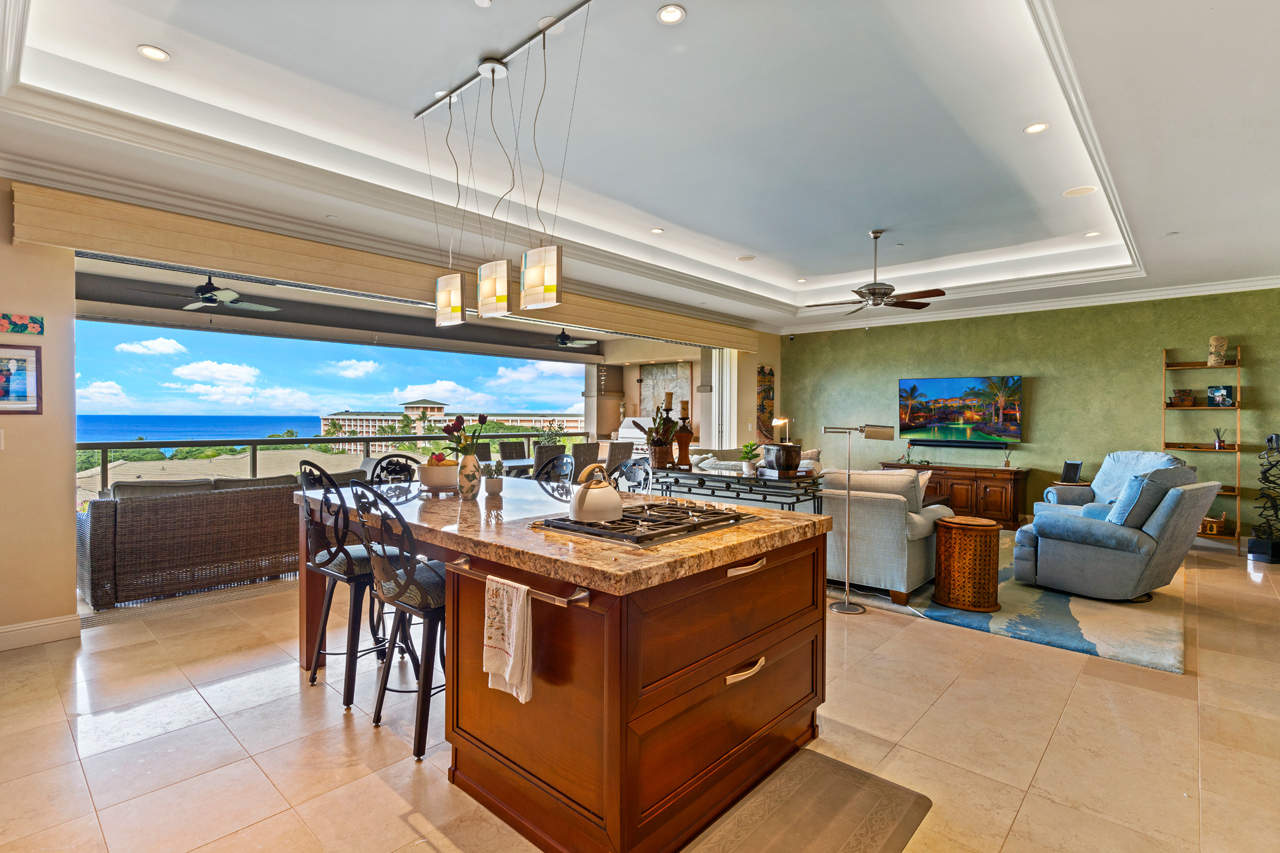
680;400;689;418
664;391;673;409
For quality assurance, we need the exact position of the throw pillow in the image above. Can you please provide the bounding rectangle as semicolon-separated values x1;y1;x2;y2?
691;453;716;470
1106;474;1169;528
800;448;821;464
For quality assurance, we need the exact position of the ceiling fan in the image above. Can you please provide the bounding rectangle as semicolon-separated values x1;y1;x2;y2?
805;230;945;315
555;328;598;348
181;276;280;312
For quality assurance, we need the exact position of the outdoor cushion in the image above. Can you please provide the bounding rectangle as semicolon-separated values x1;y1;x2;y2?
213;475;298;490
111;478;215;499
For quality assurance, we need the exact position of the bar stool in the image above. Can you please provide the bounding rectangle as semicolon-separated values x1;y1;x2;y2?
350;480;447;759
299;461;388;707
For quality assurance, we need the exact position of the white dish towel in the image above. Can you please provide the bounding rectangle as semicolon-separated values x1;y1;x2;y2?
482;576;532;704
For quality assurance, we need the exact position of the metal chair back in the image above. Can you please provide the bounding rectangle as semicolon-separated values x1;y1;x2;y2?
499;441;527;461
604;441;634;473
610;457;650;493
534;453;575;483
299;460;350;570
571;442;600;479
350;480;429;611
369;453;419;484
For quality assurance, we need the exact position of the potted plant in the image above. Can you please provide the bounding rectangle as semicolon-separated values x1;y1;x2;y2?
481;460;505;495
1213;427;1228;451
739;441;761;475
439;414;492;500
633;405;678;469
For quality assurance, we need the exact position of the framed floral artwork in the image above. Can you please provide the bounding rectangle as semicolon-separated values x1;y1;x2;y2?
0;345;41;414
0;314;44;335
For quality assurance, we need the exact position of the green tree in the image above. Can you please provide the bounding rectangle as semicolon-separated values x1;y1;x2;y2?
899;384;927;424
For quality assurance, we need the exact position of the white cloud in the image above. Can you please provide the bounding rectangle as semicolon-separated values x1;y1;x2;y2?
327;359;379;379
488;361;585;386
115;337;188;355
564;401;585;414
256;387;318;410
77;380;132;411
393;381;496;410
172;361;259;385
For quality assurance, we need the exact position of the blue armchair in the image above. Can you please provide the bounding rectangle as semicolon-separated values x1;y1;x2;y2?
1015;480;1220;600
1034;450;1189;517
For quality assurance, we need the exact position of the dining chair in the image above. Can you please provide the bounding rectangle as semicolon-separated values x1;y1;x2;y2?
534;453;574;483
604;441;634;474
530;443;565;479
474;443;492;462
610;457;650;493
498;441;527;461
298;461;388;707
350;480;447;759
368;453;420;484
571;442;600;480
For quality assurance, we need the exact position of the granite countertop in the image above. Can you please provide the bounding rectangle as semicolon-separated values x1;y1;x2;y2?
295;478;832;596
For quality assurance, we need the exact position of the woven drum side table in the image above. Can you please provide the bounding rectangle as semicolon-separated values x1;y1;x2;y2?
933;516;1002;612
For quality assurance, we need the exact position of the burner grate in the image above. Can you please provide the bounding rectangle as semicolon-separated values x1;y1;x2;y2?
537;502;758;546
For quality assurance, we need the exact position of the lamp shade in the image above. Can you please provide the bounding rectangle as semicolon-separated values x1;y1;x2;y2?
435;273;467;326
478;260;512;318
771;417;787;426
862;425;896;441
520;246;562;310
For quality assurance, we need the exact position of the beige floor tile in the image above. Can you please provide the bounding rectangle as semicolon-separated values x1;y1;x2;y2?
221;682;359;754
901;827;982;852
927;675;1067;741
295;757;481;853
348;658;422;716
1200;740;1280;812
984;634;1088;673
1201;674;1280;720
840;649;963;705
819;678;930;743
960;648;1082;691
0;763;95;846
809;715;895;772
0;813;107;853
1002;793;1191;853
164;621;296;686
81;719;247;809
372;691;447;753
191;811;325;853
196;661;326;717
1200;702;1280;762
0;690;66;740
225;593;301;625
1079;654;1198;700
57;662;191;717
70;688;215;758
255;714;407;805
98;759;287;853
397;804;538;852
142;605;248;640
0;721;77;785
42;623;155;662
899;704;1051;789
1029;736;1198;848
0;648;52;679
873;747;1021;853
874;625;989;672
47;641;177;688
1197;648;1280;689
1200;789;1280;853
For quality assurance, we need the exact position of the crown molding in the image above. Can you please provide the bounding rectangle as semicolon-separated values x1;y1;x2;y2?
0;0;29;95
783;274;1280;335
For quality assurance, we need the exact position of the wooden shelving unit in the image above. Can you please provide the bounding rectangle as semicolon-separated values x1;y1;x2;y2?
1162;347;1242;554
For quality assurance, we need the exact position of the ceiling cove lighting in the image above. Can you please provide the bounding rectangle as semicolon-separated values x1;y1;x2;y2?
797;278;807;283
521;246;562;310
478;260;513;318
1023;122;1048;133
1062;186;1098;197
657;4;685;24
435;274;470;327
1083;231;1101;237
137;44;170;62
650;228;664;233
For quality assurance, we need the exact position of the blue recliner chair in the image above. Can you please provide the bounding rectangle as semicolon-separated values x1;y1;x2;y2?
1015;469;1220;600
1034;450;1189;517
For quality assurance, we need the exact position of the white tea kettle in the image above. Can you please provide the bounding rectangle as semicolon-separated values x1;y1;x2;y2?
570;463;624;522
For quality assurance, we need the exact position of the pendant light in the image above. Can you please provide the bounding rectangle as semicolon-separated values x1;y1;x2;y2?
520;246;561;309
478;259;512;317
435;273;470;327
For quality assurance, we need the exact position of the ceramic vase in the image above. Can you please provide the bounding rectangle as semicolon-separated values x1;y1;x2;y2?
485;476;504;496
458;454;481;500
742;460;757;476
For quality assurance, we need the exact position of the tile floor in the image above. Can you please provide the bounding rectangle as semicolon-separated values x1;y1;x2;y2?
0;546;1275;852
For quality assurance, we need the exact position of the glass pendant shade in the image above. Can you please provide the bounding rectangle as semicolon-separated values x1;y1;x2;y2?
520;246;562;310
435;273;467;326
477;260;513;318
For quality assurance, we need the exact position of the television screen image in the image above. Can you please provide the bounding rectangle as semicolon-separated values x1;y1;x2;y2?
899;376;1022;444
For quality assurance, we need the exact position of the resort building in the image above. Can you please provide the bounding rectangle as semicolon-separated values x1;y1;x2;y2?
321;398;587;452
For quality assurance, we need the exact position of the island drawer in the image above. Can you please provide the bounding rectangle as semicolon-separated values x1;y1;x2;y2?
626;538;824;700
627;620;821;819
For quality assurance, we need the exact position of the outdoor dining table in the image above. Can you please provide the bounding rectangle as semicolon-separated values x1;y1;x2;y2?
502;457;535;475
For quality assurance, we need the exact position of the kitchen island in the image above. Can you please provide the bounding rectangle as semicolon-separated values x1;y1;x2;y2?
296;479;831;853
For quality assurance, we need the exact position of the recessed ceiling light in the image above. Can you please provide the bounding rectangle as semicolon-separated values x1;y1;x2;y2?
657;4;685;24
1023;122;1049;134
796;278;807;283
1083;231;1100;237
650;228;664;233
737;255;756;262
137;44;170;62
1063;186;1098;197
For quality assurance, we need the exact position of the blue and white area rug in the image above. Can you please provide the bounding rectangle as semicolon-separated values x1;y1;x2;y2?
832;533;1186;673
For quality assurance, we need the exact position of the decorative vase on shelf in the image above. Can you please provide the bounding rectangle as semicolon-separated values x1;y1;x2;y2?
458;454;481;500
1208;335;1228;367
650;445;674;470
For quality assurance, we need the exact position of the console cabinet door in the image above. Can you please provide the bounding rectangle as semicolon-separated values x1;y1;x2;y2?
923;476;945;498
947;479;977;515
979;481;1011;521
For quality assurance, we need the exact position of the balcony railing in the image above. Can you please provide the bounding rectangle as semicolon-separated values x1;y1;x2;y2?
76;431;589;494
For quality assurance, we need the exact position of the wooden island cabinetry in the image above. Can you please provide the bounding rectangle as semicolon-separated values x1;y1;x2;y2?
881;462;1029;530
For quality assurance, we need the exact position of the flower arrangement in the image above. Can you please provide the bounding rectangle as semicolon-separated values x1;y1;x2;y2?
633;405;678;448
439;414;489;458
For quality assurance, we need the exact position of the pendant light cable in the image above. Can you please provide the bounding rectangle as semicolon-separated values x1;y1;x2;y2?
459;83;485;259
443;100;461;269
488;71;515;260
532;33;549;244
549;2;591;240
505;47;535;253
419;116;446;269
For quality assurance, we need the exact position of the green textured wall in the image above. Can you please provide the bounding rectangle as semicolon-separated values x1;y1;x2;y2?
782;288;1280;533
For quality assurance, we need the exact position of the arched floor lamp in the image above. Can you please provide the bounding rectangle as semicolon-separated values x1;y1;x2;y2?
824;424;897;615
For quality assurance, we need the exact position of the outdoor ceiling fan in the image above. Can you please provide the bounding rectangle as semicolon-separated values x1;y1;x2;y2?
181;276;280;312
805;230;945;315
555;328;598;348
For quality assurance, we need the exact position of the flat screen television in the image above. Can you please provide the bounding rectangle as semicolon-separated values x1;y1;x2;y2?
899;376;1022;447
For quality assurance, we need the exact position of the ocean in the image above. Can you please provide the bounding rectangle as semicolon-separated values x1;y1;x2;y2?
77;415;324;443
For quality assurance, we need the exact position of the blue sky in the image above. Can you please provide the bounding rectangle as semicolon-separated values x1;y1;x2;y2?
74;321;585;416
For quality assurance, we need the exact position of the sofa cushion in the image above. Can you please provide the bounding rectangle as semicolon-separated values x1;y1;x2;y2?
1033;512;1157;555
1033;501;1083;517
1106;466;1197;528
823;470;922;512
690;453;716;470
111;478;215;499
699;459;744;473
1080;502;1113;520
1092;451;1187;503
905;504;953;541
1014;524;1038;548
213;474;299;490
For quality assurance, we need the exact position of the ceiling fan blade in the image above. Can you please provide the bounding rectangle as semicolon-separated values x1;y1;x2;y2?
182;301;209;311
212;288;240;301
805;299;864;309
845;304;869;316
887;288;945;302
564;340;597;347
227;300;280;312
886;300;931;310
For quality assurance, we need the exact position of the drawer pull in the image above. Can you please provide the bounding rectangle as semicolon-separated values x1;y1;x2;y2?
726;558;767;578
725;656;766;685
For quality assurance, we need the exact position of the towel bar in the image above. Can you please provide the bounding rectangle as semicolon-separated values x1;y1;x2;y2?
445;556;591;608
